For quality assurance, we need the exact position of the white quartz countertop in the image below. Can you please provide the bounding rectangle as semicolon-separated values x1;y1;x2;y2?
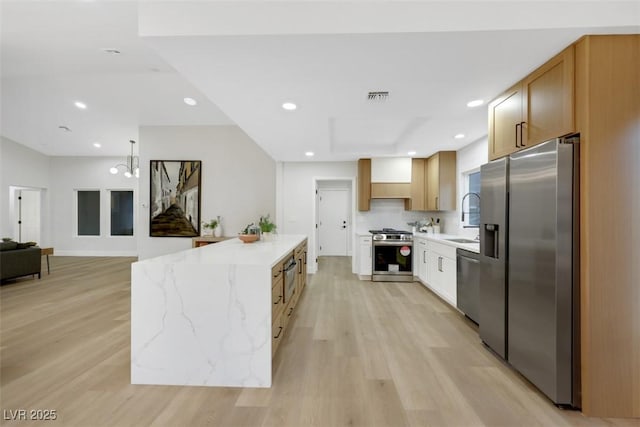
136;234;307;267
413;232;480;254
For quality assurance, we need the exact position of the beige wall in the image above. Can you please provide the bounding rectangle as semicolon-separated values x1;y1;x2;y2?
138;125;276;260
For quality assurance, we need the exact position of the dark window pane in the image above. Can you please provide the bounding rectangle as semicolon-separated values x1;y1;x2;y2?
468;171;481;226
78;190;100;236
111;191;134;236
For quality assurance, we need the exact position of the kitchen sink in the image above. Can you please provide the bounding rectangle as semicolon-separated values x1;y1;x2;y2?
445;238;478;244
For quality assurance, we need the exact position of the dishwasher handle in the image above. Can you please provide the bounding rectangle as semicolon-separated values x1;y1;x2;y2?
284;259;297;272
458;254;480;264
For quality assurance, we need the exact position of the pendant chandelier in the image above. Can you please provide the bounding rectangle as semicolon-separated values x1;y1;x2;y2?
110;139;139;178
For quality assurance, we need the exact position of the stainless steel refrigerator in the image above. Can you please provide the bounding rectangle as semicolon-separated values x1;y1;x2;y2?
479;137;581;407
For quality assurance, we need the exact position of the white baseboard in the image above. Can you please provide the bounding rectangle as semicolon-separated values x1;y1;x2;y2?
54;250;138;257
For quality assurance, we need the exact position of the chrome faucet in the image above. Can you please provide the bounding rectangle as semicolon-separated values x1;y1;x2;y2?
461;192;481;223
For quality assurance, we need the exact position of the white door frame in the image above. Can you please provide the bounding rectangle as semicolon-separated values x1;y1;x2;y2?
9;185;44;243
311;177;356;274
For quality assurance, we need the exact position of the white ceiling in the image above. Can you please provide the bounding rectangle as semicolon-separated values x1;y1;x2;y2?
1;1;638;161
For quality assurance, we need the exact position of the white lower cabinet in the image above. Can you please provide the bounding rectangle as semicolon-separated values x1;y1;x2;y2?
424;240;457;307
358;236;372;277
415;237;429;283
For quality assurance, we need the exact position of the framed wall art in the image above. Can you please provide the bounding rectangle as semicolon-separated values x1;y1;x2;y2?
149;160;201;237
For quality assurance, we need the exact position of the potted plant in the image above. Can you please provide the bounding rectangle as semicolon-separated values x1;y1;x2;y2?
201;218;219;236
239;222;260;243
259;214;276;241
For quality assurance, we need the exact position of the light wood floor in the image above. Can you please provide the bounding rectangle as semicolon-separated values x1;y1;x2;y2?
0;256;636;426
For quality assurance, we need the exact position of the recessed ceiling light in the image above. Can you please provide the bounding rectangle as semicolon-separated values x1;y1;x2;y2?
74;101;87;110
466;99;484;107
305;151;314;157
454;133;465;139
93;142;101;148
282;102;297;111
407;151;417;156
183;97;197;106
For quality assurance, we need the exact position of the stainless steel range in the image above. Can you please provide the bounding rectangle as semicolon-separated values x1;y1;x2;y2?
369;228;413;282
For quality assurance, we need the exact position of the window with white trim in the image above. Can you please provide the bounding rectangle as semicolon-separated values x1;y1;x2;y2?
110;190;134;236
77;190;100;236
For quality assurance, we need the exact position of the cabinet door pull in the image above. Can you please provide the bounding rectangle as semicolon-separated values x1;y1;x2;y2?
435;196;439;210
274;295;282;305
288;307;294;316
274;326;283;339
423;251;426;264
438;256;443;272
519;121;526;146
515;123;521;148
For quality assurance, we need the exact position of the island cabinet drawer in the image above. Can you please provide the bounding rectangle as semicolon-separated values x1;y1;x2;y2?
283;297;296;330
272;313;284;356
272;279;284;321
272;263;283;284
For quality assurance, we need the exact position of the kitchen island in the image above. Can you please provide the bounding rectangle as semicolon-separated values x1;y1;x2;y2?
131;234;307;388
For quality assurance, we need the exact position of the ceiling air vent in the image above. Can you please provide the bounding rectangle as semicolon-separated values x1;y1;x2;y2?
367;91;389;102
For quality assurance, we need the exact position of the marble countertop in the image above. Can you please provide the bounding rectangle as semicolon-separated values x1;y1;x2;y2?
413;232;480;254
136;234;307;267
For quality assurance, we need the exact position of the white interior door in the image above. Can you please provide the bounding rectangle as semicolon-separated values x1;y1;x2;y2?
318;188;349;256
16;189;41;243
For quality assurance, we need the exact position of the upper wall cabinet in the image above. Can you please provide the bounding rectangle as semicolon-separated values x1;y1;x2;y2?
358;159;371;211
404;158;427;211
405;152;457;211
489;46;575;160
426;151;457;211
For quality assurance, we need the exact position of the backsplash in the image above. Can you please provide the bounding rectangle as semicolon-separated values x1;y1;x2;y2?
355;199;459;234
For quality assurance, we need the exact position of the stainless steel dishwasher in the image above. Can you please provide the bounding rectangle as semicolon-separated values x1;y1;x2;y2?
456;248;480;324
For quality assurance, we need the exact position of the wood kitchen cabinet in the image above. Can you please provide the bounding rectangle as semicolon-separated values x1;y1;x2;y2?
404;158;427;211
483;35;639;417
357;159;371;211
295;240;307;294
272;238;308;357
271;260;285;356
426;151;457;211
489;46;575;160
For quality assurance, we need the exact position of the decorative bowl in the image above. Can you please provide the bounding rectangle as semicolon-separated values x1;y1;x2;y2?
238;234;259;243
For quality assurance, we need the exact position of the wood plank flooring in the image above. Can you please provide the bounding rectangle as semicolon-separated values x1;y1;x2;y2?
0;256;636;426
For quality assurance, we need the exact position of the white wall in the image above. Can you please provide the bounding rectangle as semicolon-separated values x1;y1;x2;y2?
138;126;275;260
0;136;51;245
456;137;488;238
278;161;357;273
50;156;139;256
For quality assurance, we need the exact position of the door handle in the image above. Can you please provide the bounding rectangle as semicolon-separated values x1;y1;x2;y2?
274;295;282;305
515;123;521;147
520;121;526;146
438;256;443;272
435;196;439;210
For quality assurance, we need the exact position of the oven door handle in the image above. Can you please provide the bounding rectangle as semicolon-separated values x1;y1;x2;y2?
373;241;413;247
